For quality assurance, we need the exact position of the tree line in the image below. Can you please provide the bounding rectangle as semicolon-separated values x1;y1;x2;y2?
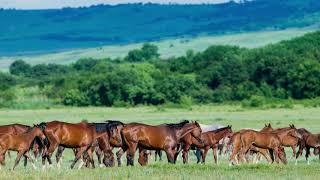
2;31;320;107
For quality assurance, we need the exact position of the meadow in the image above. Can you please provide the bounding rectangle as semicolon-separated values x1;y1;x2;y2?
0;105;320;179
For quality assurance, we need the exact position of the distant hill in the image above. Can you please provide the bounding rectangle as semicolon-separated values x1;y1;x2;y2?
0;0;320;56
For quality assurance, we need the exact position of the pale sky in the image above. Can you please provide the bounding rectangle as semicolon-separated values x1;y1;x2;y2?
0;0;235;10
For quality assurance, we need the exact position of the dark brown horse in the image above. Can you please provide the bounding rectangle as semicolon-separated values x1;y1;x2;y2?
228;124;274;165
239;129;287;164
180;126;232;164
121;120;202;166
39;120;107;169
88;120;124;167
295;128;314;164
297;132;320;165
0;125;46;170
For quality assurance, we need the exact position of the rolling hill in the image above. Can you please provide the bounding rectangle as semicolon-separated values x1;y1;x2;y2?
1;0;320;57
0;26;318;70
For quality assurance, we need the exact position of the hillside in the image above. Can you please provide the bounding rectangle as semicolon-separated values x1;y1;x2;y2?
0;27;317;70
0;0;320;56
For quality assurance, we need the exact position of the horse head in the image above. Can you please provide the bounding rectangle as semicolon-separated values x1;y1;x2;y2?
287;124;302;139
106;121;125;145
189;121;202;143
32;124;47;141
262;123;273;132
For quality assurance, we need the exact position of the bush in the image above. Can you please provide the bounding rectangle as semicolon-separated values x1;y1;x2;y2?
63;89;88;106
112;100;132;108
242;95;265;108
179;95;193;109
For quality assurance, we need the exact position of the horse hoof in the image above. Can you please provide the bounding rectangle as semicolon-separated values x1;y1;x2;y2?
99;164;104;168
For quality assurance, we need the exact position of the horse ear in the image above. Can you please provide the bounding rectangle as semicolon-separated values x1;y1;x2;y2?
268;123;271;127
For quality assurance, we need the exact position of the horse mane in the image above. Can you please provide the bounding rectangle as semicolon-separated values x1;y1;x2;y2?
91;120;124;133
208;126;231;133
165;120;190;129
105;120;124;126
38;122;47;131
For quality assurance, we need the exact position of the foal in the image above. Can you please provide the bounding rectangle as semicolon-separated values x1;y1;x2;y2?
181;126;232;164
239;130;287;164
228;124;274;165
0;125;46;170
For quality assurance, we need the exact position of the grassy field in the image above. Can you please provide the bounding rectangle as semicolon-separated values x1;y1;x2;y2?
0;27;318;71
0;105;320;179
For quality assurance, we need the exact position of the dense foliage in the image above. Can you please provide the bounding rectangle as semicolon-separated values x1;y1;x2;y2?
1;0;320;55
2;31;320;107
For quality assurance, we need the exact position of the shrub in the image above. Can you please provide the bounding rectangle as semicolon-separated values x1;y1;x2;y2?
62;89;88;106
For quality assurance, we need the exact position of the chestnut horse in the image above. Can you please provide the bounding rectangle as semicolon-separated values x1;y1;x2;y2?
0;125;46;170
0;124;42;158
228;124;274;165
121;120;202;166
180;126;232;164
55;120;125;168
39;120;107;169
239;129;287;164
272;124;302;159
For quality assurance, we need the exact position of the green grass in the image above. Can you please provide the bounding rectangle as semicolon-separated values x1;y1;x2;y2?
0;105;319;179
0;27;318;71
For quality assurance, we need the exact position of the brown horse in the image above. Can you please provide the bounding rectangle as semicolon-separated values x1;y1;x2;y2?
296;128;313;163
121;120;202;166
239;129;287;164
180;126;232;164
39;120;107;169
228;124;274;165
297;132;320;165
0;125;46;170
272;124;302;159
55;120;125;168
0;124;42;159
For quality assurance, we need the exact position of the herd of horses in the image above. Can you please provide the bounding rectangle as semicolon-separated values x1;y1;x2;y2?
0;120;319;170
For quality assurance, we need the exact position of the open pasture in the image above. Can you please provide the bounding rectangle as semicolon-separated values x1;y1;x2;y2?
0;105;320;179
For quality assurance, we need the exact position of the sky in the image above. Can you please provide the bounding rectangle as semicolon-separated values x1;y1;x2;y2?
0;0;234;10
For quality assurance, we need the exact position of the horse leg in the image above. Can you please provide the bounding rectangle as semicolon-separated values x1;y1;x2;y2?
103;149;115;167
13;151;24;170
55;146;65;168
182;144;190;164
201;146;209;164
259;148;272;164
291;145;296;158
42;142;58;170
195;149;202;164
70;146;87;169
95;146;103;167
86;146;95;169
126;143;137;166
306;146;311;165
158;150;162;161
24;152;37;170
116;148;124;167
213;147;218;164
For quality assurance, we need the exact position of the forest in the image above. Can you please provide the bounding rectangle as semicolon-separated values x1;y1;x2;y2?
1;31;320;108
